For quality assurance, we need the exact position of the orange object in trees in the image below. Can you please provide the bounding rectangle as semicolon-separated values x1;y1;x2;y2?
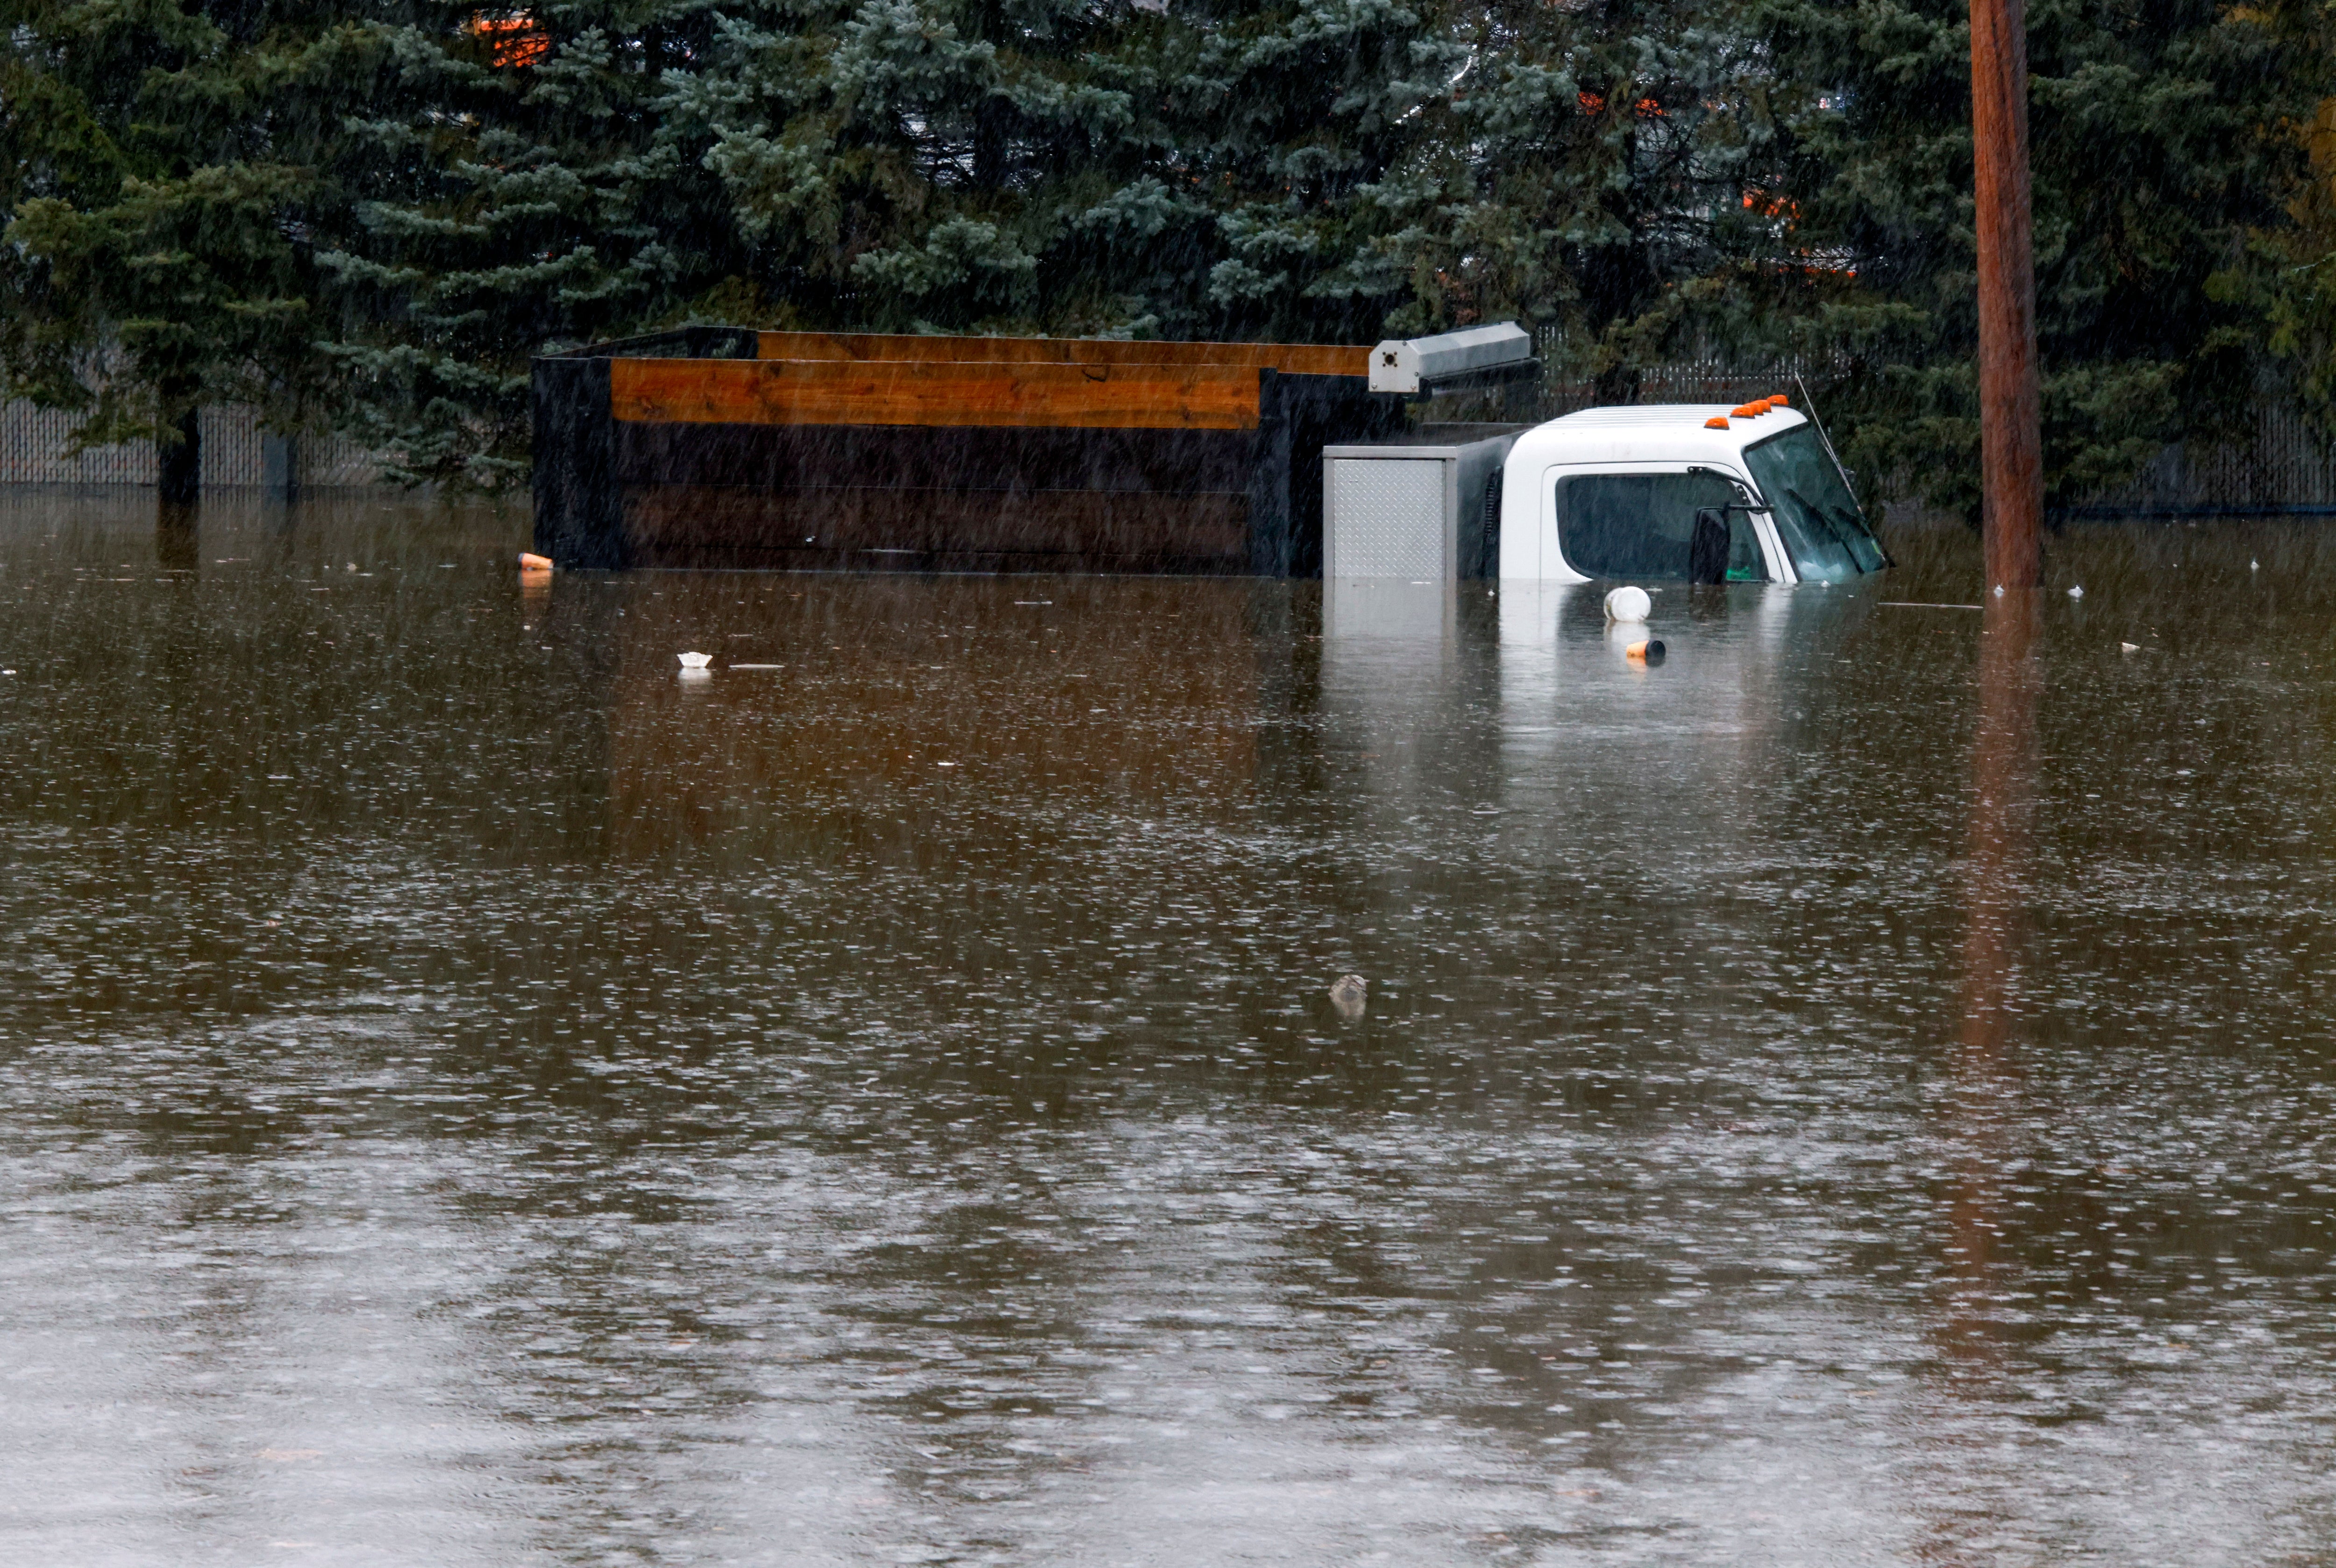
473;10;548;67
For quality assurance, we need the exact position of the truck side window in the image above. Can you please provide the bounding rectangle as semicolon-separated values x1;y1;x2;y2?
1725;513;1766;582
1555;472;1747;581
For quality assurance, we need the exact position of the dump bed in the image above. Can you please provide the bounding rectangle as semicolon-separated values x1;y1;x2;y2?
532;327;1398;575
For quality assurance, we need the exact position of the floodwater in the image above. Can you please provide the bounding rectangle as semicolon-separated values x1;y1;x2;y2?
5;489;2336;1568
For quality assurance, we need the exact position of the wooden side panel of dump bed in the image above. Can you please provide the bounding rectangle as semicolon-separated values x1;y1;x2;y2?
532;330;1397;575
609;357;1267;431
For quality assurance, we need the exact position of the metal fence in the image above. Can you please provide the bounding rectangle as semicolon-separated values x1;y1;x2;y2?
0;400;390;488
1540;367;1811;412
2061;401;2336;517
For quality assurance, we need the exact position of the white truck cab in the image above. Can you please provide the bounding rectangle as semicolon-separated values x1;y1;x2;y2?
1497;401;1887;584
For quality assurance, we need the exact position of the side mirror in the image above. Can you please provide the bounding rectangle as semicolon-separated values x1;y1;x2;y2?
1690;507;1730;585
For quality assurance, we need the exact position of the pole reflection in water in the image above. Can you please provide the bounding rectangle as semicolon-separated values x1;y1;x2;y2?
1922;589;2042;1562
1944;591;2041;1372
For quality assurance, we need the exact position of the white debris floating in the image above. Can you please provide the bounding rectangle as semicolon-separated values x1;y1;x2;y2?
2067;585;2085;599
1604;586;1652;624
677;651;712;669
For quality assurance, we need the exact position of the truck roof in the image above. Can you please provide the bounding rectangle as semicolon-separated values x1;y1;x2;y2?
1509;402;1811;470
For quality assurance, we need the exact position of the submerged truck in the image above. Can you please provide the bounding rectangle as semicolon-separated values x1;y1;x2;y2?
1495;400;1887;584
531;317;1884;583
1325;328;1888;586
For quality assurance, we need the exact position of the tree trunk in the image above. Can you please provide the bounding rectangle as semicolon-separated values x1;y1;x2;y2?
158;405;201;505
973;99;1010;190
971;0;1009;190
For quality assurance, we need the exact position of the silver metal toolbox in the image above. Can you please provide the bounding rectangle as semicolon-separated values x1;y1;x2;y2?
1321;426;1525;581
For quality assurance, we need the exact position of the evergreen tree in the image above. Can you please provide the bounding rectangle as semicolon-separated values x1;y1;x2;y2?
0;0;375;497
674;0;1454;343
316;0;749;489
1360;0;1789;400
1159;0;1463;342
2265;16;2336;440
1754;0;2328;518
667;0;1157;335
9;0;2330;504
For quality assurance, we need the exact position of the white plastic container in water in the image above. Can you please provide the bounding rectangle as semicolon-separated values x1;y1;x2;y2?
1604;585;1652;624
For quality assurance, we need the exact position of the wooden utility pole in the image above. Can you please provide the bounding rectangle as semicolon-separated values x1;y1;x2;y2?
1971;0;2043;588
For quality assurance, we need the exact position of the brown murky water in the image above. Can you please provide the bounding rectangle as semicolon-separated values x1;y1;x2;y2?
6;489;2336;1565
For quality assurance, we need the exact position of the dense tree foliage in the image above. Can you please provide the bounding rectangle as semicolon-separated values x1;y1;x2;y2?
669;0;1453;341
0;0;379;493
1;0;2330;511
1375;0;1794;402
315;1;752;487
2269;40;2336;442
1756;0;2329;517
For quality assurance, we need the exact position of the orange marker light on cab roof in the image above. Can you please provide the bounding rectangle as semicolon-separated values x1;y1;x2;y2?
1730;398;1774;419
1704;416;1730;429
1770;394;1790;406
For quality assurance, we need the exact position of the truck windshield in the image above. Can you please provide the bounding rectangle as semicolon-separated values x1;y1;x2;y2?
1742;426;1886;581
